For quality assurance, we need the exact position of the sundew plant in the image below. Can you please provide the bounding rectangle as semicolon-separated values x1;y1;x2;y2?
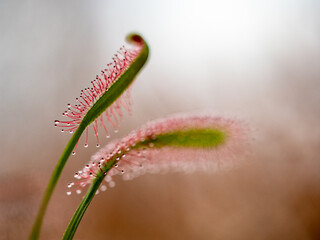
30;33;248;240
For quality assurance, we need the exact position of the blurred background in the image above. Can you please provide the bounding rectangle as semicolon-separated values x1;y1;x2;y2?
1;0;320;239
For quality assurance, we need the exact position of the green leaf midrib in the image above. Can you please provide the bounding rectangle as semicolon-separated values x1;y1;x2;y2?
138;128;226;149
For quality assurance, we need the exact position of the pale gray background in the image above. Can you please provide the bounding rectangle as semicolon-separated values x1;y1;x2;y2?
0;0;320;239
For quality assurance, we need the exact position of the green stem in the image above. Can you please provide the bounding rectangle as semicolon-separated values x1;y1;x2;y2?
29;34;149;240
62;145;144;239
30;124;85;240
62;158;117;240
62;141;150;240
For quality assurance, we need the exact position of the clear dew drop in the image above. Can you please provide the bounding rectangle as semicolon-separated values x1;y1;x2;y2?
96;144;100;148
76;189;82;194
69;130;73;134
105;175;112;182
106;134;110;138
100;185;107;191
84;143;88;148
114;129;119;133
123;174;130;181
109;181;116;188
66;191;71;196
67;182;74;188
72;151;76;155
95;190;100;195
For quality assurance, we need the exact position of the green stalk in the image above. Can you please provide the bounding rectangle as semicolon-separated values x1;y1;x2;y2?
30;33;149;240
62;157;117;240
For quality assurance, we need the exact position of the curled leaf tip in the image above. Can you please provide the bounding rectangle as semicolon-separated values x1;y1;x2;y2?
126;33;144;45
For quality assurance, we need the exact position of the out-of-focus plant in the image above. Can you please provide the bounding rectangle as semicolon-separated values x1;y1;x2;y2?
63;115;247;239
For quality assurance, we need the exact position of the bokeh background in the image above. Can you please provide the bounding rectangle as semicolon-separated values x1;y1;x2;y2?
1;0;320;239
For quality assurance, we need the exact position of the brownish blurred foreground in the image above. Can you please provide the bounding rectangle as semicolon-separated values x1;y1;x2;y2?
1;80;320;239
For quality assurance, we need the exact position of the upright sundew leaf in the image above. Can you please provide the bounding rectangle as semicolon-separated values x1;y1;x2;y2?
30;33;149;240
63;115;248;239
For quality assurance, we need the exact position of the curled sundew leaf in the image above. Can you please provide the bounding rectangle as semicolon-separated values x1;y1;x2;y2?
63;115;248;239
55;33;149;150
30;33;149;240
